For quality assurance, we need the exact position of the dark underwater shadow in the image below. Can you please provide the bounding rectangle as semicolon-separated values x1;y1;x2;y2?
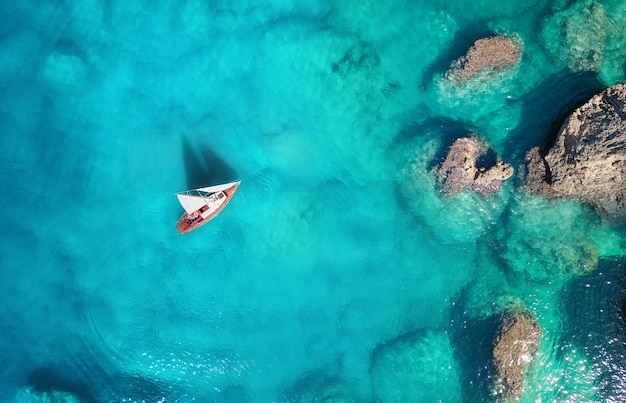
27;366;97;402
395;115;505;177
181;136;238;190
448;286;501;402
393;115;477;171
501;70;604;164
26;363;184;403
417;0;555;90
419;23;497;89
559;257;626;401
393;115;472;146
390;115;500;228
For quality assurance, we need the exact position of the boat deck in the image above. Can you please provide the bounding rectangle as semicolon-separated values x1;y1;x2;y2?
176;182;240;234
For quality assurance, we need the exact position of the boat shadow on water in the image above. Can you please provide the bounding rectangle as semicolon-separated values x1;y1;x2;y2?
181;137;238;191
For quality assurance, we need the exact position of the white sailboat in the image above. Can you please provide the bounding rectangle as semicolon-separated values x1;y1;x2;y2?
175;181;240;234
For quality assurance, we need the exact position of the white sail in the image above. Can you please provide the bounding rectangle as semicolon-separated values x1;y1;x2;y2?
176;181;240;215
196;181;239;194
176;193;208;215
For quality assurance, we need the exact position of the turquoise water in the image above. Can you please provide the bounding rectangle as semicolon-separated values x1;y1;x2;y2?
2;0;626;401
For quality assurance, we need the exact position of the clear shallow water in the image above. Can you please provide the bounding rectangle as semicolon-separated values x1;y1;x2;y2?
1;0;626;402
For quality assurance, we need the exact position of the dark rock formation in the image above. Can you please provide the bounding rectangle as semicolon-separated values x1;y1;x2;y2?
524;146;555;196
436;137;514;195
447;36;522;83
491;310;542;402
525;83;626;224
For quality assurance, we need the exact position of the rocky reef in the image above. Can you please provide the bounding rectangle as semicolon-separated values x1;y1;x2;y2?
12;387;85;403
396;136;511;244
541;1;607;73
283;371;362;403
370;330;461;402
446;36;522;83
436;137;514;195
501;194;600;281
491;309;542;402
525;83;626;224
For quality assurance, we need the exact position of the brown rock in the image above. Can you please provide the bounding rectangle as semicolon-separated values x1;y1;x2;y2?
437;137;514;195
474;161;515;194
492;310;542;402
523;147;553;196
524;83;626;224
447;35;522;83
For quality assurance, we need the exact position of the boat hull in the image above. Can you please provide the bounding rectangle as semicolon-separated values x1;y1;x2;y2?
176;181;240;234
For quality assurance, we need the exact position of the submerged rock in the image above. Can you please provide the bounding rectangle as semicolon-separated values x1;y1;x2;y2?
447;35;522;83
12;387;85;403
541;1;606;73
436;137;514;195
525;83;626;224
501;194;600;281
370;330;461;402
283;371;362;403
491;309;542;402
397;137;511;244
